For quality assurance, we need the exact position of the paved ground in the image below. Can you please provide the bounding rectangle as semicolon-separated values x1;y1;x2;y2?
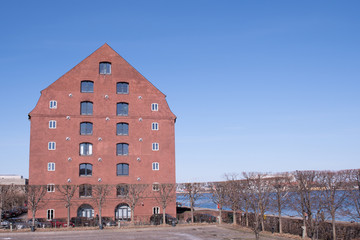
0;225;295;240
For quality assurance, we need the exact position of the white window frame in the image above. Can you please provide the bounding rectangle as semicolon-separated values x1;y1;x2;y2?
151;122;159;131
49;100;57;109
48;142;56;150
153;206;160;214
152;143;159;151
47;209;54;220
49;120;57;129
48;162;55;171
151;103;158;111
47;184;55;192
152;162;159;171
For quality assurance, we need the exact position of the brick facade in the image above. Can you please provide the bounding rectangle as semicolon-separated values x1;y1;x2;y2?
28;44;176;222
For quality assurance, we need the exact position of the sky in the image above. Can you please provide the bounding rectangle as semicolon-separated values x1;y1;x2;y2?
0;1;359;183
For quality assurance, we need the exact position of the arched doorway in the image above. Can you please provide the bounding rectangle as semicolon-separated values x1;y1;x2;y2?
77;204;94;218
115;203;131;220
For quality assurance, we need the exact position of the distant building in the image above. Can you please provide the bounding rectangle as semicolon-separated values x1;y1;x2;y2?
0;175;28;185
28;44;176;221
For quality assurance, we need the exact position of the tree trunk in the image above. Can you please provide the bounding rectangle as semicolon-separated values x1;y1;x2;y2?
332;214;336;240
190;201;194;223
233;209;237;225
219;209;222;224
260;214;265;231
163;207;166;225
245;208;249;227
67;206;71;228
131;208;135;225
99;206;102;226
279;212;282;234
32;210;36;227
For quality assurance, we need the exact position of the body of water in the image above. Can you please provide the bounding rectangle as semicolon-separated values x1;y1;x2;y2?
176;193;355;222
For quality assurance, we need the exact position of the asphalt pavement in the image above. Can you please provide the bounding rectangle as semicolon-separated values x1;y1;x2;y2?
0;225;295;240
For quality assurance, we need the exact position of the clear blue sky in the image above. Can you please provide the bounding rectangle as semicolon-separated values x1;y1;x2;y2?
0;1;359;182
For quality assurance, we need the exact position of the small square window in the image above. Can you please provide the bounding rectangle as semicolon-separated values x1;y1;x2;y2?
151;103;158;111
49;120;56;129
49;100;57;109
80;143;93;156
151;122;159;131
47;184;55;192
152;143;159;151
152;162;159;171
117;82;129;94
80;122;93;135
152;183;159;191
81;81;94;93
48;162;55;171
48;142;56;150
99;62;111;74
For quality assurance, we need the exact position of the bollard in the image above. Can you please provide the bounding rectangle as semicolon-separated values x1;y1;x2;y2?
118;220;121;229
10;223;13;232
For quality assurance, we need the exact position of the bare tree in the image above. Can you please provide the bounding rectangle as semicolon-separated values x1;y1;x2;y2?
224;174;242;225
56;184;78;228
153;183;176;225
317;170;349;240
243;172;272;239
289;170;322;240
180;182;203;223
243;173;261;240
270;173;291;234
124;184;148;225
0;185;11;222
346;169;360;222
210;181;227;224
27;185;47;227
92;184;112;227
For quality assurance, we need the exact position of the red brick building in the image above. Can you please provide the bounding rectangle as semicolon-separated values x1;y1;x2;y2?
28;44;176;222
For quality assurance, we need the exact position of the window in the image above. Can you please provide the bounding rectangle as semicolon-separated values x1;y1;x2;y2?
117;102;128;116
77;204;94;218
117;123;129;135
81;101;93;115
81;81;94;93
116;143;129;156
79;163;93;176
152;162;159;171
151;122;159;131
47;184;55;192
47;209;54;220
80;122;93;135
115;204;131;220
49;100;57;109
48;162;55;171
99;62;111;74
80;143;93;156
49;120;56;129
152;143;159;151
116;184;129;197
151;103;158;111
117;82;129;94
48;142;56;150
117;163;129;176
79;184;92;197
152;183;159;191
153;207;160;214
